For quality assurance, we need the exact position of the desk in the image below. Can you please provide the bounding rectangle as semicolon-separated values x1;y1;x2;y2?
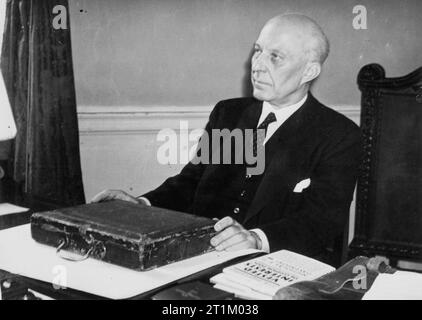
0;224;263;300
0;253;259;300
0;201;392;300
0;254;386;300
0;228;387;301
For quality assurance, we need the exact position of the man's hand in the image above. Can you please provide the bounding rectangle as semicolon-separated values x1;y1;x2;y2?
90;189;145;205
210;216;262;251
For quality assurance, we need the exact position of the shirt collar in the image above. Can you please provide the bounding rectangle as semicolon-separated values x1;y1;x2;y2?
261;94;308;122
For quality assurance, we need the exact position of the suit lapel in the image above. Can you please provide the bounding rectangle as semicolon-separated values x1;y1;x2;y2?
244;94;320;223
236;99;262;130
207;98;262;176
232;99;262;163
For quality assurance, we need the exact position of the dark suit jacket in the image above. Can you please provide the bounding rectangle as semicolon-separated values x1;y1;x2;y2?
143;94;362;265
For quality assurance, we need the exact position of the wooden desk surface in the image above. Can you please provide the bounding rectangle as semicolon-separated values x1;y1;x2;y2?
0;197;393;300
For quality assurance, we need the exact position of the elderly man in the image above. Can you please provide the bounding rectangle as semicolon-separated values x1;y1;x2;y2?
93;14;361;265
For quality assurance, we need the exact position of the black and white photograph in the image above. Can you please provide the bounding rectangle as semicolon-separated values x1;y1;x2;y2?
0;0;421;304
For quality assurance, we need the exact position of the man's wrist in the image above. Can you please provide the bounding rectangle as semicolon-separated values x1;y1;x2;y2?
249;228;270;252
249;230;262;250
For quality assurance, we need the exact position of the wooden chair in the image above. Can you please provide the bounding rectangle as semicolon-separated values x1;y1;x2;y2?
348;63;422;267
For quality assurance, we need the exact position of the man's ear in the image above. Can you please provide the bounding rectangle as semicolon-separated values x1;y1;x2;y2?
300;62;321;85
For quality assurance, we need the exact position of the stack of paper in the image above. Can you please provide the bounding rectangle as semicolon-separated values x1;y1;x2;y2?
0;203;29;216
210;250;335;300
363;271;422;300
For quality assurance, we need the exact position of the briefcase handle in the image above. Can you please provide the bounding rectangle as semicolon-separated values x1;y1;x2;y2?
55;235;106;262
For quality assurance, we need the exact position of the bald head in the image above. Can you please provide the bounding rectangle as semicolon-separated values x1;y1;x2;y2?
251;13;329;106
263;14;330;64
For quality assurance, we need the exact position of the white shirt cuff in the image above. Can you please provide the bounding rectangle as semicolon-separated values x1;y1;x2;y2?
138;197;151;206
250;228;270;253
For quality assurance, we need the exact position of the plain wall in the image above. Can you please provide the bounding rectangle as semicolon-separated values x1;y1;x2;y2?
69;0;422;107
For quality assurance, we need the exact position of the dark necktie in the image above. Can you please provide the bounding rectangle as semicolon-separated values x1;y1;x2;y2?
253;112;277;156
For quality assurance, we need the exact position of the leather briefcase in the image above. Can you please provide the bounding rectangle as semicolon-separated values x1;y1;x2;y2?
30;200;216;270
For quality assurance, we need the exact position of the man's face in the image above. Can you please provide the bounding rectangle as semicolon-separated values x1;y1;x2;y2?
251;23;309;106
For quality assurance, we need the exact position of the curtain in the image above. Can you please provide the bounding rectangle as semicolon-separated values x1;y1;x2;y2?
1;0;85;205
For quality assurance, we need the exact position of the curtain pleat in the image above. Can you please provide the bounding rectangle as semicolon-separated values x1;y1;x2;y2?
1;0;85;205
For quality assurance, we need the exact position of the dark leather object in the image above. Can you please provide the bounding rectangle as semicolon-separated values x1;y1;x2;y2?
274;256;395;300
30;200;216;271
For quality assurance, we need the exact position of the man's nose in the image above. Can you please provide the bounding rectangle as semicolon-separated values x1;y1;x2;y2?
251;53;267;74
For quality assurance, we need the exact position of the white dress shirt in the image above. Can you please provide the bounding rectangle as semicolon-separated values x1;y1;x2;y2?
140;94;308;253
258;94;308;144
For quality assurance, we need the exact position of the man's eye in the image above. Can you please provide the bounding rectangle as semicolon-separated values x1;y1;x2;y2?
271;53;282;61
254;47;262;54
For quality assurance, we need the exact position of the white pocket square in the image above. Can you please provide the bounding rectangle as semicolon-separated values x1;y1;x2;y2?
293;178;311;193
